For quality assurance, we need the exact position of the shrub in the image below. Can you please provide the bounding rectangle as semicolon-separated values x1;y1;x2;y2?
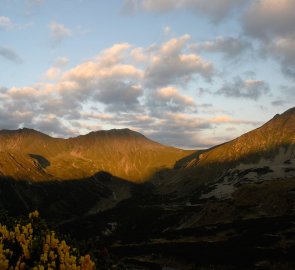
0;211;95;270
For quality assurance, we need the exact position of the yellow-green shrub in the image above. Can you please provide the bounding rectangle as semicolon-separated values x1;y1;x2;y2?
0;211;95;270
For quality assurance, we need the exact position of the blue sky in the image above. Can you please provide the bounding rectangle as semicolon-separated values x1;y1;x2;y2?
0;0;294;148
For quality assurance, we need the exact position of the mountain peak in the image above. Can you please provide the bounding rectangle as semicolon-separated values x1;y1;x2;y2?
284;106;295;113
0;127;48;137
270;107;295;120
263;107;295;132
84;128;146;140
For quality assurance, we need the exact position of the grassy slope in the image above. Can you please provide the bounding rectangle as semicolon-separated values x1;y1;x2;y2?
183;107;295;168
0;128;193;182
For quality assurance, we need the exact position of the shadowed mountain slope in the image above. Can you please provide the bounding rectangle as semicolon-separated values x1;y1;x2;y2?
153;107;295;196
0;172;134;222
0;128;193;182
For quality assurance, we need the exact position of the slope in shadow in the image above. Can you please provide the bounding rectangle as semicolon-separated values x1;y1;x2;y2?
0;171;134;222
29;154;51;168
150;141;295;199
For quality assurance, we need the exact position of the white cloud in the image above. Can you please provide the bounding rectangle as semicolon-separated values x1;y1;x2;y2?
43;57;70;80
49;21;72;44
145;35;214;86
130;47;148;62
148;86;196;113
156;87;195;106
44;67;61;80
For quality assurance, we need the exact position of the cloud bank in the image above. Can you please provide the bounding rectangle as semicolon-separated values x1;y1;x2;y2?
0;34;261;147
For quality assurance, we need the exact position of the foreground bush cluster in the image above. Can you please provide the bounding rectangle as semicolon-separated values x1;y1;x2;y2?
0;211;95;270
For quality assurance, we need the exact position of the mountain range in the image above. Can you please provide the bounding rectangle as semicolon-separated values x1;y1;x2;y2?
0;107;295;269
153;107;295;198
0;128;191;182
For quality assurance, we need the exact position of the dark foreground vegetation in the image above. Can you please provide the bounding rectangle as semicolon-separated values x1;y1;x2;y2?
0;211;129;270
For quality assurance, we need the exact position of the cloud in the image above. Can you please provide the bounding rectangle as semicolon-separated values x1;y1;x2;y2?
49;21;72;44
243;0;295;40
191;36;252;59
63;44;143;82
0;37;220;147
0;16;13;30
80;112;113;121
271;85;295;106
147;86;196;114
0;107;33;130
281;85;295;97
31;114;75;137
44;67;61;80
43;57;70;80
216;76;270;100
0;42;145;124
54;56;69;67
209;115;261;125
0;46;23;63
122;0;247;22
141;111;259;148
95;80;143;112
155;87;195;106
241;0;295;80
148;129;214;149
268;36;295;79
145;35;214;87
61;36;211;91
271;100;287;107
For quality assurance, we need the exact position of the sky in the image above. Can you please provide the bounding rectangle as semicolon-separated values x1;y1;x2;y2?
0;0;294;149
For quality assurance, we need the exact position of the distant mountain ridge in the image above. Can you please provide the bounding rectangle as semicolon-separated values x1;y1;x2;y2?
155;107;295;198
0;108;294;186
179;107;295;168
0;128;192;182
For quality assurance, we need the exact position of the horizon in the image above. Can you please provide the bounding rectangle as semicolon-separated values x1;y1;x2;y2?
0;126;205;149
1;1;294;149
1;105;293;150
